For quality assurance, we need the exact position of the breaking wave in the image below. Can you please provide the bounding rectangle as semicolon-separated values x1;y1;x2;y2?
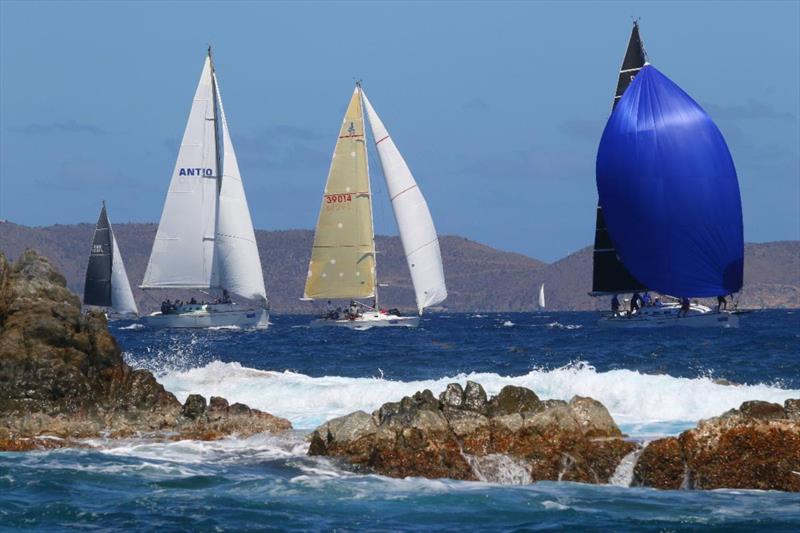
154;360;799;434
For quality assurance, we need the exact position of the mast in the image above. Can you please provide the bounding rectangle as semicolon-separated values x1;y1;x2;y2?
357;80;379;310
208;45;224;295
591;20;648;295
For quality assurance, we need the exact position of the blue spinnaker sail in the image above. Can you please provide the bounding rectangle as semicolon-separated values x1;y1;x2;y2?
596;65;743;297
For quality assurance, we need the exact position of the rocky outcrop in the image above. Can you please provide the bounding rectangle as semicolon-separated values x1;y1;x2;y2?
0;251;290;450
308;381;635;484
634;399;800;492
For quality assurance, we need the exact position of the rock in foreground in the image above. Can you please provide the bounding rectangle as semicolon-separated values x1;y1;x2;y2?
308;382;635;484
634;399;800;492
0;250;290;450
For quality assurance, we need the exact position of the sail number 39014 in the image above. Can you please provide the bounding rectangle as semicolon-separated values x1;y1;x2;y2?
325;193;353;204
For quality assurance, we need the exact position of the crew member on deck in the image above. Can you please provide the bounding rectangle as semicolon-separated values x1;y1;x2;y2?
679;297;691;317
611;294;620;315
717;295;727;311
630;292;642;314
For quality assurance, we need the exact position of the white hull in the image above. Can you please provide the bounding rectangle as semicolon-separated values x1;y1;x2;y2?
143;303;268;329
598;303;739;329
310;310;419;330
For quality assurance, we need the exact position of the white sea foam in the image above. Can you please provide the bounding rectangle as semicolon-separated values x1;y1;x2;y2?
118;323;144;330
156;361;799;433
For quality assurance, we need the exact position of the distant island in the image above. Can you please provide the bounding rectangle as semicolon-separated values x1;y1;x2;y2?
1;221;797;313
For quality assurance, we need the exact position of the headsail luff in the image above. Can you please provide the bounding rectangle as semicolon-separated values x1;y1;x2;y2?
304;86;376;300
591;21;648;295
109;223;139;316
361;90;447;314
142;54;220;290
84;203;113;307
212;70;268;302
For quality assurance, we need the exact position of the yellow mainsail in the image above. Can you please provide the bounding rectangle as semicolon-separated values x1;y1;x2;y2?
304;86;376;300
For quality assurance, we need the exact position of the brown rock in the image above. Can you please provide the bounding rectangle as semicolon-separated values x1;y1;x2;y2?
0;250;291;450
486;385;541;416
634;438;685;490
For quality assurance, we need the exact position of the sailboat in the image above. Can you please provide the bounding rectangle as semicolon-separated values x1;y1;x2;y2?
303;83;447;329
83;202;139;319
140;49;269;329
593;22;742;328
538;283;545;310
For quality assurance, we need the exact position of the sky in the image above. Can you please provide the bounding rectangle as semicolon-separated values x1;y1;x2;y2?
0;0;798;262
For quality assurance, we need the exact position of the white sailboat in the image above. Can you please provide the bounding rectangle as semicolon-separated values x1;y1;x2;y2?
140;49;268;329
538;283;545;310
83;202;139;319
304;83;447;330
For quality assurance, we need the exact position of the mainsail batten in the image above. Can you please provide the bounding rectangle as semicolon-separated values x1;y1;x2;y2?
142;56;220;290
304;87;377;301
361;91;447;313
591;21;648;295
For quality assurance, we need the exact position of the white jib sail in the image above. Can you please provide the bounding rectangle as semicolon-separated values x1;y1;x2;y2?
361;90;447;313
142;55;219;289
213;72;267;302
110;229;139;316
538;283;546;309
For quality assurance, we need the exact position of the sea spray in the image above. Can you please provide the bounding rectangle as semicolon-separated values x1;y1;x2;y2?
153;360;800;432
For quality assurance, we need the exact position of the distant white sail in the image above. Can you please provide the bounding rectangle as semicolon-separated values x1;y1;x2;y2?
361;90;447;313
110;230;139;315
213;72;267;301
142;56;219;289
538;283;545;309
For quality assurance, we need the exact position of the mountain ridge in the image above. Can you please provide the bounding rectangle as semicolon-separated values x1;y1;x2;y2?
0;221;797;313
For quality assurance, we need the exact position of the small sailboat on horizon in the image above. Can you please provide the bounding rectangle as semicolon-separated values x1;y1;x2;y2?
303;83;447;329
538;283;545;310
592;22;743;328
83;202;138;319
140;48;269;329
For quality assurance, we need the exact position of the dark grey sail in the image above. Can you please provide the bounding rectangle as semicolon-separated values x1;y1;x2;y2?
83;203;113;307
591;21;648;295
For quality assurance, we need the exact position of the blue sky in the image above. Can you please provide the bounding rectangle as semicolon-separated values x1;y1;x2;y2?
1;0;797;261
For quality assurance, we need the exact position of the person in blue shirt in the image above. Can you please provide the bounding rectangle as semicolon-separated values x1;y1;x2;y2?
642;292;652;306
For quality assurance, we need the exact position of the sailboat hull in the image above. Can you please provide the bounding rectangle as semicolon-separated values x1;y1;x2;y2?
310;311;419;331
597;303;739;329
142;304;269;329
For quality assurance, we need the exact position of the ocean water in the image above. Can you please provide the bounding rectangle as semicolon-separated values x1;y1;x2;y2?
2;310;799;531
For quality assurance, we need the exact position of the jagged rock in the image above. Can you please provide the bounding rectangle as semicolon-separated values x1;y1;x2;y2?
439;383;464;408
463;381;487;412
183;394;207;420
636;399;800;492
786;399;800;420
730;400;786;420
486;385;541;416
308;382;633;485
568;396;621;437
0;250;290;450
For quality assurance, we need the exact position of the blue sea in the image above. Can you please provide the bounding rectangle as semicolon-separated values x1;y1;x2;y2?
2;310;799;531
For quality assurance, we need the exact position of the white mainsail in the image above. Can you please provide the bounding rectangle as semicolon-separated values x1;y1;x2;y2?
212;72;267;302
538;283;546;309
142;56;220;289
361;90;447;314
110;229;139;316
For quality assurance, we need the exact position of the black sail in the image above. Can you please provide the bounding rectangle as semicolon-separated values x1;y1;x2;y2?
83;203;113;307
591;21;648;294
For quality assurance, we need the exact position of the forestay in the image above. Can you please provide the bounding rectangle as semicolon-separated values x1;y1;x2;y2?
361;91;447;313
304;87;376;300
142;56;219;289
596;65;744;297
213;73;267;301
